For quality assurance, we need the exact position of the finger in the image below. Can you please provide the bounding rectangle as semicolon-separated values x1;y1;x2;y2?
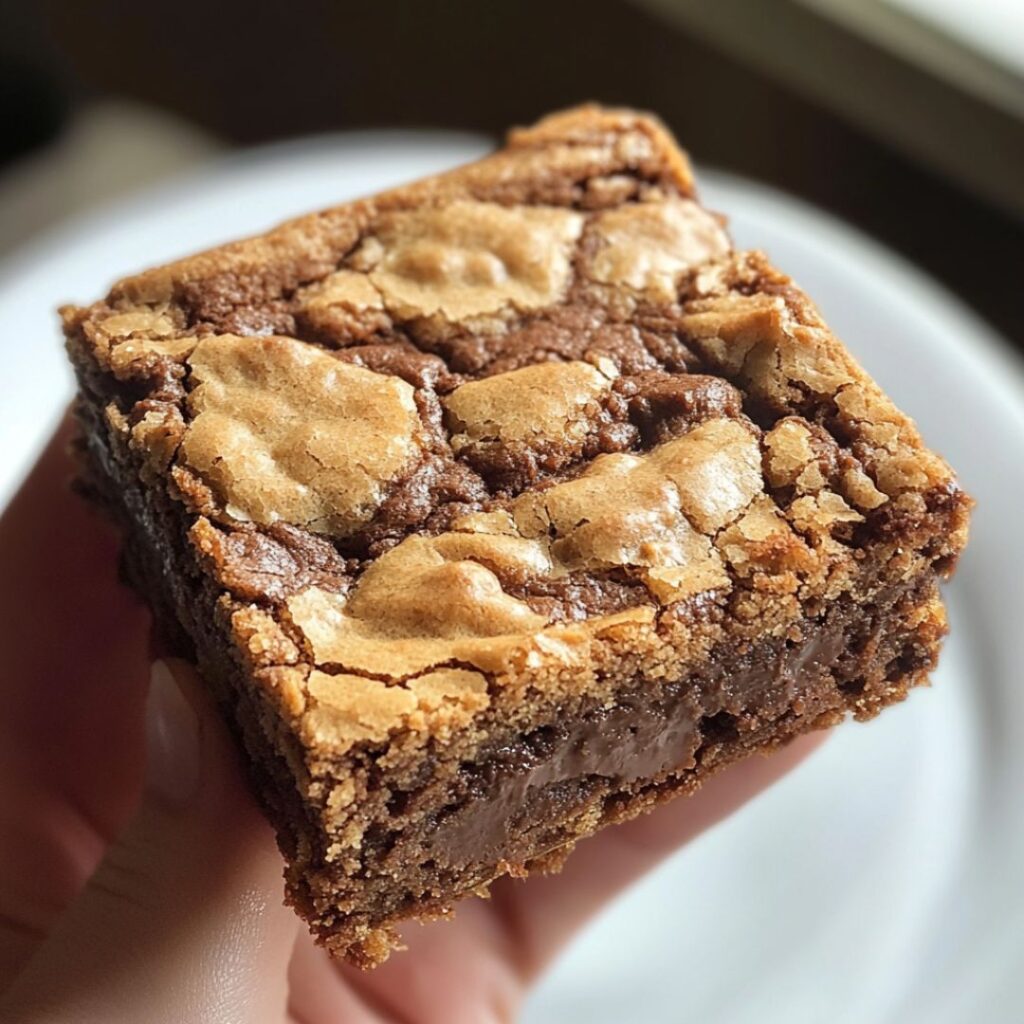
489;731;826;977
0;415;150;795
287;931;414;1024
0;660;298;1024
0;416;151;985
336;898;525;1024
337;733;824;1023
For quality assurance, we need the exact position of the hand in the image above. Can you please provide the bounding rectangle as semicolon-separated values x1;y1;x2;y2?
0;421;822;1023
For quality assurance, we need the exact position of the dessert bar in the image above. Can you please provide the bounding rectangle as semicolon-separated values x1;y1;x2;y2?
63;106;970;965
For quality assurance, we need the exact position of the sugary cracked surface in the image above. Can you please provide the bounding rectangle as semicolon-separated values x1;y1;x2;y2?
66;105;966;767
63;105;970;965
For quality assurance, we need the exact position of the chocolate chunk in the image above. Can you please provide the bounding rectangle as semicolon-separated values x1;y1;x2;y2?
420;613;847;869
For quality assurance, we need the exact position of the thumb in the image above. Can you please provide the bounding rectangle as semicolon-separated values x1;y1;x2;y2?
0;659;299;1024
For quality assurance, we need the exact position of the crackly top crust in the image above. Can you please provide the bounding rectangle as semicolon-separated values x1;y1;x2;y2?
63;104;970;756
182;334;423;535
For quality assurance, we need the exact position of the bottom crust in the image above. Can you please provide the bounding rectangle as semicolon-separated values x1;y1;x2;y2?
74;396;947;967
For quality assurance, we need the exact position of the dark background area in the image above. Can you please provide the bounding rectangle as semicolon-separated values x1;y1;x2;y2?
1;0;1020;348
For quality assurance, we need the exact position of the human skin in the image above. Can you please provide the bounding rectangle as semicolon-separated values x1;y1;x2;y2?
0;420;821;1023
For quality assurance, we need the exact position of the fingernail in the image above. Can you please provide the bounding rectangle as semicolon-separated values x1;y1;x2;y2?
145;661;201;806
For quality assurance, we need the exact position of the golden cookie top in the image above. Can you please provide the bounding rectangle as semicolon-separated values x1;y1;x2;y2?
63;105;968;753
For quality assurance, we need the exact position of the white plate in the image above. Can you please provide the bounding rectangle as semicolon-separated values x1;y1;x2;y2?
1;135;1021;1023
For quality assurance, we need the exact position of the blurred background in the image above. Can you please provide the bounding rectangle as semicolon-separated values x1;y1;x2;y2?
1;0;1021;348
1;3;1022;1022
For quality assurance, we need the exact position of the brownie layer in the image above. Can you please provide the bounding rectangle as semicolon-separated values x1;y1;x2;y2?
425;622;848;867
73;379;942;961
297;574;939;960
